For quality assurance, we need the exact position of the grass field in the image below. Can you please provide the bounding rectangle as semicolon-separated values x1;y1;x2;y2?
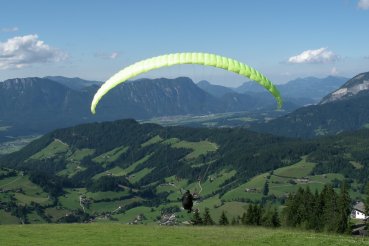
221;157;353;202
92;146;128;167
0;224;368;246
141;135;163;147
28;139;69;160
123;153;153;175
0;210;19;224
172;140;218;159
0;174;51;206
67;148;95;162
129;167;155;183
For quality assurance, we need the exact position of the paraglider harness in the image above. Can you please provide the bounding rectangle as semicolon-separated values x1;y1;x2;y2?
181;190;199;213
181;190;193;213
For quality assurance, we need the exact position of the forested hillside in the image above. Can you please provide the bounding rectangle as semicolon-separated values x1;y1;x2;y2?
0;119;368;225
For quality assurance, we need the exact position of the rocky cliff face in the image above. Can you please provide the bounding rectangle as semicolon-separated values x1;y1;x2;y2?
320;72;369;104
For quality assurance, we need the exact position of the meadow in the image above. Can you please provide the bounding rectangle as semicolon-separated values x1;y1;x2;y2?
0;224;368;246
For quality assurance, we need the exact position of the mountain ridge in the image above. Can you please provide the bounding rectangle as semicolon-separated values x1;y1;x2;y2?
252;72;369;138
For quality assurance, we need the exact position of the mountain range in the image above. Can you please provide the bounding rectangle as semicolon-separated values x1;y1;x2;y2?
254;72;369;138
1;73;365;142
0;75;341;141
234;76;347;103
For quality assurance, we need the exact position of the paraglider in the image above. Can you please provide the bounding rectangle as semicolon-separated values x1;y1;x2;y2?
90;52;283;114
182;190;194;213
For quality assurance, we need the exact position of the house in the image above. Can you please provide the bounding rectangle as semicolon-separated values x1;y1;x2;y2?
245;188;257;193
293;178;310;184
351;201;368;220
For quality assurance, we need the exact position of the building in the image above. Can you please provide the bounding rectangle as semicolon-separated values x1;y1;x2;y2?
351;201;368;220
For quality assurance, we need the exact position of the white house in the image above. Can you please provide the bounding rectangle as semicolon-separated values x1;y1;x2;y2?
351;201;368;220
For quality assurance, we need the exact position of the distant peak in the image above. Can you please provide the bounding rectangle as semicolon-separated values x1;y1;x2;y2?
197;80;211;85
320;71;369;104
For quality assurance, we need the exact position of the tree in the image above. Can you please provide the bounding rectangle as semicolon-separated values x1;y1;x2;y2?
253;204;262;225
219;211;229;225
337;181;351;233
241;212;247;225
311;189;323;231
261;205;280;227
365;183;369;217
263;181;269;196
202;208;214;225
320;184;339;232
365;183;369;227
245;205;254;225
271;207;281;227
231;216;239;225
191;209;203;225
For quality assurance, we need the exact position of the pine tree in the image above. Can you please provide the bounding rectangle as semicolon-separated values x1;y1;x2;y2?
365;183;369;217
295;187;306;227
321;184;339;232
245;205;254;225
219;211;229;225
303;186;314;229
365;183;369;226
253;204;262;225
337;181;351;233
282;193;296;227
261;205;273;227
262;205;280;227
271;207;281;227
263;181;269;196
202;208;214;225
191;209;203;225
311;189;323;231
241;212;247;225
231;217;239;225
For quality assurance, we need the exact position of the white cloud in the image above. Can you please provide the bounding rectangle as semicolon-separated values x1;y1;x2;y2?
95;51;119;60
110;52;118;59
358;0;369;9
1;27;19;33
0;34;67;70
330;67;338;75
288;48;338;64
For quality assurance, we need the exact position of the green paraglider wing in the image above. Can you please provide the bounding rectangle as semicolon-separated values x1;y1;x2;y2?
91;52;282;114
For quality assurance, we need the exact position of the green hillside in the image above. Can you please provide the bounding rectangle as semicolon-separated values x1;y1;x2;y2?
0;119;368;226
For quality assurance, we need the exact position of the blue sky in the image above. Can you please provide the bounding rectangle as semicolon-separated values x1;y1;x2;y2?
1;0;369;86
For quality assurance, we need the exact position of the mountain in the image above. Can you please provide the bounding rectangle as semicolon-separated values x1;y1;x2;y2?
0;76;300;142
0;77;238;141
278;76;347;102
3;74;348;143
197;80;234;97
320;72;369;104
101;77;224;117
236;76;347;103
0;119;367;224
0;77;90;138
235;80;265;93
0;77;225;140
45;76;102;90
197;80;309;112
253;72;369;138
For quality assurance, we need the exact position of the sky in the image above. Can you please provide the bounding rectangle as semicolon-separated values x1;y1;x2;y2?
0;0;369;86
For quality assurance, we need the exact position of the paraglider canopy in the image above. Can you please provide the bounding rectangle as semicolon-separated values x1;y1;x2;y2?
91;52;283;114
